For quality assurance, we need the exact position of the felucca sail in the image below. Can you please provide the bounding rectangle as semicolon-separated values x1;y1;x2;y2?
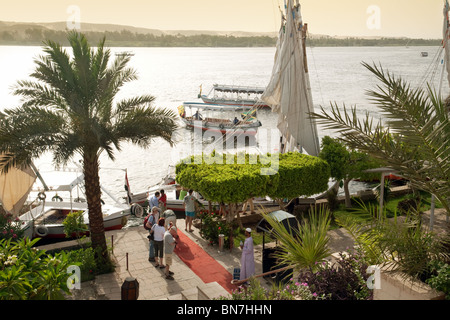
443;0;450;87
261;0;320;156
0;155;37;216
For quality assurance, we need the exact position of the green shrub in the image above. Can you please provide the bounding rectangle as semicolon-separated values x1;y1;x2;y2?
0;238;72;300
0;211;24;240
426;260;450;299
198;210;239;249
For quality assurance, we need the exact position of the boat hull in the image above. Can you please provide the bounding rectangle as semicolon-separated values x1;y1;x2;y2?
20;201;130;240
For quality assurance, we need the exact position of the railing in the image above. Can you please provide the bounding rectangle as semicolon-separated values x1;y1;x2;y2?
231;265;292;286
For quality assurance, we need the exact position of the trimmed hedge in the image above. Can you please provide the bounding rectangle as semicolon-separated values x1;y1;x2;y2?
175;152;330;203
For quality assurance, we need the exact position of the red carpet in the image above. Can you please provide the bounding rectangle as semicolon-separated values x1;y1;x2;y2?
174;230;237;294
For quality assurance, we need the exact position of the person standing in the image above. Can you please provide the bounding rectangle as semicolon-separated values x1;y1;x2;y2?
147;206;160;262
161;209;177;231
163;224;178;280
183;189;197;232
239;228;255;283
151;218;166;268
148;191;160;212
159;189;167;212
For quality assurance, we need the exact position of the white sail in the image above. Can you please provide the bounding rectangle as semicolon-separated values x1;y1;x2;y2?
261;0;320;156
444;0;450;87
0;157;36;216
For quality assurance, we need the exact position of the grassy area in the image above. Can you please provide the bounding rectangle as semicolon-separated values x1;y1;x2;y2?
230;190;444;248
331;191;443;229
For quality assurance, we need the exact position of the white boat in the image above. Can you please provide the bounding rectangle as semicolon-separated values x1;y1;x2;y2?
115;51;134;57
178;102;262;135
198;84;270;109
18;169;130;239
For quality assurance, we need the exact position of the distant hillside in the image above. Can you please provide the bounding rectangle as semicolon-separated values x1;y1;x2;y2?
0;20;440;47
0;20;276;38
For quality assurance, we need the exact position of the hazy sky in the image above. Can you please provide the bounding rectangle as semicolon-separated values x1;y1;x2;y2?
0;0;445;38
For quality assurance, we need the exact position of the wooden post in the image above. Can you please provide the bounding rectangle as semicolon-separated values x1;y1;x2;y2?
302;23;309;73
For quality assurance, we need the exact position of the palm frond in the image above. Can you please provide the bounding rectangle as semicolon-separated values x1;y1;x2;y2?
261;206;331;272
310;62;450;213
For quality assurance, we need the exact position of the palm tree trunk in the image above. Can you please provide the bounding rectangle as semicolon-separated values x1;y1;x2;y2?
83;154;108;258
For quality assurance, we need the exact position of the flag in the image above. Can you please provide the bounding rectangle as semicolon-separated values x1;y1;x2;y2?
124;170;132;204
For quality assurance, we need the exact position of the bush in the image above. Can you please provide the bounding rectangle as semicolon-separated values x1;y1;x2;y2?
0;238;72;300
0;211;24;240
426;260;450;299
216;277;325;300
198;210;239;249
296;250;373;300
66;247;97;282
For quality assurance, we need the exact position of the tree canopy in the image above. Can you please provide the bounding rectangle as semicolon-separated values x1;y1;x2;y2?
175;151;330;204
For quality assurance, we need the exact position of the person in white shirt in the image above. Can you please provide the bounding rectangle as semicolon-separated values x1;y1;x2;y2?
151;218;166;268
163;224;178;280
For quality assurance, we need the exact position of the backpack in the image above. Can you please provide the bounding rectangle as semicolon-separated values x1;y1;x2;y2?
143;215;153;230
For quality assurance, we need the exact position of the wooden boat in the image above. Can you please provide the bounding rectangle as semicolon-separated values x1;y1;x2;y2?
19;170;130;239
198;84;270;109
115;51;135;57
178;102;261;135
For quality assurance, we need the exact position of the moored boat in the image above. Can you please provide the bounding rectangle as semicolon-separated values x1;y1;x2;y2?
199;84;270;109
178;102;262;135
19;169;130;239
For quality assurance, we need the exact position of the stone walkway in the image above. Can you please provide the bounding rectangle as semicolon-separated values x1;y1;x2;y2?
64;208;448;300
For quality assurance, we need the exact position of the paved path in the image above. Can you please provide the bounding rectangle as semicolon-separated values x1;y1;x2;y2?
90;218;261;300
67;208;449;300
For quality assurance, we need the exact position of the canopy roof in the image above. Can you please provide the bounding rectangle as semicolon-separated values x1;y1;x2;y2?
212;84;265;94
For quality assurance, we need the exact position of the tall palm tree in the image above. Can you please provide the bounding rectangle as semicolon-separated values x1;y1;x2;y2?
310;62;450;214
0;31;178;260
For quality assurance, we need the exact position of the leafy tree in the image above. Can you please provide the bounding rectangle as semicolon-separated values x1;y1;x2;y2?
319;136;379;208
0;31;178;264
176;151;330;225
311;62;450;214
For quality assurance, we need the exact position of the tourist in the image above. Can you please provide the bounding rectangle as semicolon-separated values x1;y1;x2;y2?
159;189;167;212
161;209;177;232
163;223;178;280
147;206;161;262
183;189;197;232
151;217;166;268
148;191;160;212
239;228;255;283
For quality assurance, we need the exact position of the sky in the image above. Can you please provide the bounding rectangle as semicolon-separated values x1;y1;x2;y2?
0;0;446;39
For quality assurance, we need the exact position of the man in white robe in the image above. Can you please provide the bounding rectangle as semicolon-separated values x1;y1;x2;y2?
240;227;255;282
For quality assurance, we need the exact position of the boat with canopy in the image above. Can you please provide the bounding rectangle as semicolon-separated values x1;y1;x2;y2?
198;84;270;109
178;102;262;135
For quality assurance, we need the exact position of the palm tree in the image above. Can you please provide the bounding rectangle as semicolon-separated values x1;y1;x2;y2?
0;31;178;261
310;62;450;215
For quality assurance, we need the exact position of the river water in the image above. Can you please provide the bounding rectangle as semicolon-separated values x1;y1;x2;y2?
0;45;447;203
